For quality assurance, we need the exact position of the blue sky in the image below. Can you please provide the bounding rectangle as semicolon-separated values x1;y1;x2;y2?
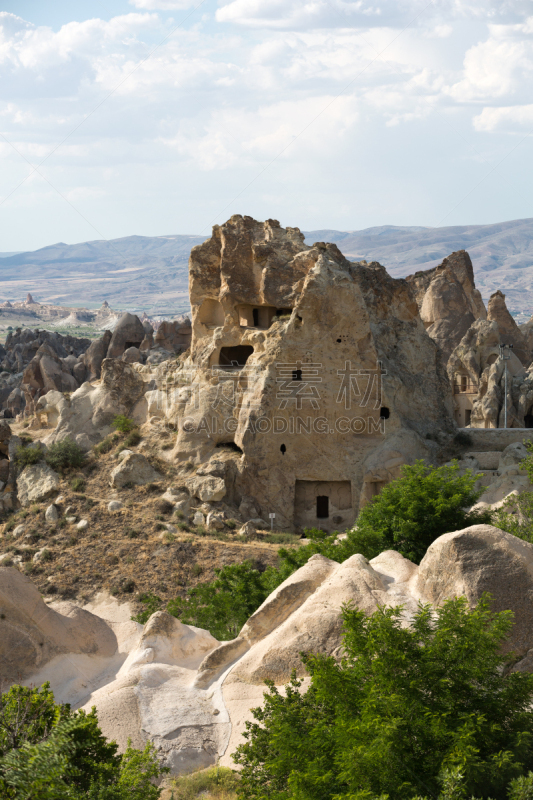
1;0;532;251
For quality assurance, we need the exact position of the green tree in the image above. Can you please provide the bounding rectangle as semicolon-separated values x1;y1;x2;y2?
167;561;268;640
0;684;167;799
234;595;533;800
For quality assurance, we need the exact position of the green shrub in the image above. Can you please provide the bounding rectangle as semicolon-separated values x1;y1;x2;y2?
170;765;240;800
70;477;85;492
15;444;42;468
132;592;163;624
94;437;114;456
166;561;267;641
124;430;142;448
112;415;137;434
45;438;85;472
0;682;167;798
234;595;533;800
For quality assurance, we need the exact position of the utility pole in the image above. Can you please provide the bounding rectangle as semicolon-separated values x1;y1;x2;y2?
499;343;514;428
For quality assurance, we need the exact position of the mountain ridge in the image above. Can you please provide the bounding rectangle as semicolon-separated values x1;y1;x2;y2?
2;217;533;312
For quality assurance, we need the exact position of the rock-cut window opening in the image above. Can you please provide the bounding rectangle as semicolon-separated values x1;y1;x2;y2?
525;411;533;429
316;495;329;518
292;369;302;381
219;345;254;368
380;407;390;420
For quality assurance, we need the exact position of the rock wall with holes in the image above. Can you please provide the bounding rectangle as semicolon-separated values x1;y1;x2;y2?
159;215;455;531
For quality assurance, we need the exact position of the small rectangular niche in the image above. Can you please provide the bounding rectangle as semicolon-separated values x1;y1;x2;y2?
294;480;354;533
238;305;276;329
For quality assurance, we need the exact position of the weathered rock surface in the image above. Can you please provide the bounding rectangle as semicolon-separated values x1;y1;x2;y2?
406;250;486;363
9;524;533;776
106;313;147;360
17;463;60;506
110;452;161;488
42;359;147;450
487;290;530;367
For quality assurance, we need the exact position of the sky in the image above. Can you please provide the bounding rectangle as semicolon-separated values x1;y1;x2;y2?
0;0;532;251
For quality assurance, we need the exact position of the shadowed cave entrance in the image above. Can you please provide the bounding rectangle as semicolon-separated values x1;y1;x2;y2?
294;480;354;533
219;346;254;368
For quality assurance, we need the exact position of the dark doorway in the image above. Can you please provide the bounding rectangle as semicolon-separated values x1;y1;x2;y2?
465;409;472;426
280;444;286;455
292;369;302;381
526;413;533;429
219;345;254;367
252;308;259;327
380;407;390;419
125;340;142;350
316;495;329;518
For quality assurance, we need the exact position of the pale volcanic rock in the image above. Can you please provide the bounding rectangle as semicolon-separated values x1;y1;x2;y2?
10;524;533;775
487;290;530;366
17;463;60;506
0;567;116;683
106;313;146;360
109;452;161;488
170;215;454;529
83;330;112;381
406;250;486;363
42;359;147;451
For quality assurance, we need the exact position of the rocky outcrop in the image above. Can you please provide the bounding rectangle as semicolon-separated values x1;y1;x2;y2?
83;330;112;381
17;462;60;506
405;250;486;363
487;290;530;367
106;313;147;359
109;452;162;487
154;318;191;353
42;359;147;450
8;524;533;775
165;215;455;528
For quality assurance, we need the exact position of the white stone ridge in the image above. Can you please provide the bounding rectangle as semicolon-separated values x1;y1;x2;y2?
5;524;533;775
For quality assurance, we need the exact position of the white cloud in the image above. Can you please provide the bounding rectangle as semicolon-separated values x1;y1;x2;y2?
129;0;198;8
473;103;533;131
2;3;533;251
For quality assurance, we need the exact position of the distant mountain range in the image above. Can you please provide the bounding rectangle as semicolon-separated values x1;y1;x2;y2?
1;217;532;314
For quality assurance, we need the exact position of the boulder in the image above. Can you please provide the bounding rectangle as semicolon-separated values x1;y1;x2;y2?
206;511;225;531
238;521;256;536
108;500;123;512
416;524;533;657
192;511;205;526
186;475;226;503
45;503;59;523
109;453;161;488
122;346;142;364
106;313;146;360
17;463;60;506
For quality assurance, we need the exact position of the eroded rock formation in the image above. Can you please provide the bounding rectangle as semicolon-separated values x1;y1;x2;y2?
5;524;533;774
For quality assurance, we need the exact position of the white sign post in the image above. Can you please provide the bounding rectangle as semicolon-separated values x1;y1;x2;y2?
269;513;275;531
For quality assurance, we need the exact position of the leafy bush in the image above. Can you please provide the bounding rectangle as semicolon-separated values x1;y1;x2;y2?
132;592;163;624
124;430;142;448
112;415;137;434
167;561;267;640
234;595;533;800
342;459;490;563
0;682;167;798
15;444;42;468
45;438;85;472
493;491;533;543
